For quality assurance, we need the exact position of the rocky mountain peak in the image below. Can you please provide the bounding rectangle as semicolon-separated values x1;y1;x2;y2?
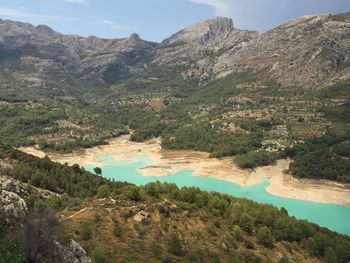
214;11;350;87
274;13;332;32
129;33;141;41
35;24;57;37
0;12;348;88
127;32;142;45
206;16;234;32
162;16;235;46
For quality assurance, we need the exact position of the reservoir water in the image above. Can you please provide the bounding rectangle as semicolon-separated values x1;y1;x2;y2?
86;155;350;236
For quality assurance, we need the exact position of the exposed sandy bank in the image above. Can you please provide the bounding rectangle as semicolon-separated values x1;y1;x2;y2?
267;173;350;206
19;135;350;206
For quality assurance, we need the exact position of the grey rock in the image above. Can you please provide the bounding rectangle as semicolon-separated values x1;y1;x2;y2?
45;239;92;263
0;171;28;198
0;168;89;263
213;13;350;86
0;12;349;89
0;188;27;219
0;19;157;82
152;17;258;85
0;171;28;219
153;12;350;87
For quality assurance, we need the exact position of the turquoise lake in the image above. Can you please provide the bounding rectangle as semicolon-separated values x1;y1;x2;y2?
86;155;350;236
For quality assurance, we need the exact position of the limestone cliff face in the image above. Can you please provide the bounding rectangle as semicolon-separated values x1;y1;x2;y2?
213;13;350;86
0;161;28;219
152;13;350;87
41;240;92;263
0;19;157;82
152;17;258;84
0;160;91;263
0;12;349;89
160;17;237;47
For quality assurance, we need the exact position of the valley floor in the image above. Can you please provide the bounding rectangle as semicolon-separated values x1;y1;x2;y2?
19;135;350;206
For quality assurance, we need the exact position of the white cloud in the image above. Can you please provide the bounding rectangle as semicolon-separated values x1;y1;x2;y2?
189;0;350;32
189;0;233;17
99;20;138;32
0;6;77;22
188;0;282;29
65;0;87;4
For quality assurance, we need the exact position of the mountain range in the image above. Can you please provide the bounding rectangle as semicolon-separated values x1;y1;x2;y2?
0;12;349;93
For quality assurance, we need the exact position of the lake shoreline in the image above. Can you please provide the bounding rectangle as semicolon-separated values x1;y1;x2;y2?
19;135;350;206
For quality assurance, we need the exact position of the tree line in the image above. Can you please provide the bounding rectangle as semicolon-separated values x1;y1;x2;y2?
285;129;350;183
1;146;350;262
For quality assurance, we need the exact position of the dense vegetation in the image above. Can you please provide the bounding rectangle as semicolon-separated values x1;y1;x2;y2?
1;147;350;262
0;145;130;198
0;208;71;263
0;214;25;263
161;122;263;158
286;130;350;183
1;62;349;180
0;104;66;146
235;150;280;169
0;101;128;152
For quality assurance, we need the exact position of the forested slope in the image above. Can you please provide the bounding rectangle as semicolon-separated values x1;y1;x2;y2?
1;145;350;262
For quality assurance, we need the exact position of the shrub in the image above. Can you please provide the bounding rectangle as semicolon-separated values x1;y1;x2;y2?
0;216;25;263
257;226;274;247
239;213;254;234
305;237;316;255
0;235;24;263
232;225;243;240
324;247;337;263
97;185;110;198
279;255;292;263
169;233;184;256
235;150;279;169
90;246;108;263
113;221;122;238
93;213;101;223
80;223;92;241
128;187;141;201
94;167;102;175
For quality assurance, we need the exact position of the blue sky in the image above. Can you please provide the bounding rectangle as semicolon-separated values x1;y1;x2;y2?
0;0;349;42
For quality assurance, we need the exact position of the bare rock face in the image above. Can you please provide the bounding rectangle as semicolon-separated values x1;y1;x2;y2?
161;17;235;46
151;12;350;87
0;189;27;219
0;12;349;89
0;19;157;83
214;13;350;86
0;162;28;220
153;17;258;84
40;240;92;263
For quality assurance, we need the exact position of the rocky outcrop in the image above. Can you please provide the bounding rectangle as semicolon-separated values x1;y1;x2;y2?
152;17;258;84
0;189;27;219
152;13;350;87
213;13;350;86
0;19;157;82
0;161;92;263
0;163;28;220
41;240;92;263
0;12;349;89
160;17;236;47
